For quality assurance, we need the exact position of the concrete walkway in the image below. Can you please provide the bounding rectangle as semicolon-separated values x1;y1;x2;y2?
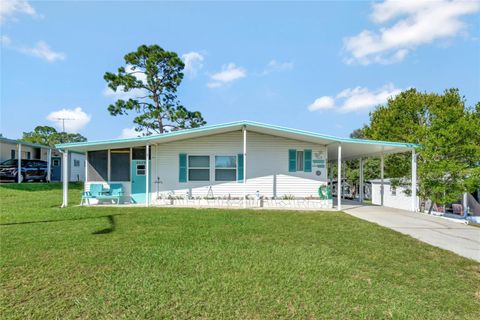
342;203;480;262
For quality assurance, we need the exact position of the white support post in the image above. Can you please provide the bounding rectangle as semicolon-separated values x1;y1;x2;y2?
84;151;88;184
61;151;69;207
411;149;417;212
359;157;364;203
380;153;384;206
145;145;150;207
129;148;132;183
337;144;342;211
243;126;247;208
47;148;52;182
17;144;22;183
463;192;468;217
107;149;111;182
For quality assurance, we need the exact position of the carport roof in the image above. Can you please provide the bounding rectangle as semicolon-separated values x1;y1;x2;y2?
56;120;418;160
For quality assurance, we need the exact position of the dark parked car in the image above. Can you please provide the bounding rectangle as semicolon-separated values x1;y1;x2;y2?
0;159;49;182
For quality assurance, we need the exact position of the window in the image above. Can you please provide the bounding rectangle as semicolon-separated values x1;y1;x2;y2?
87;150;108;181
73;159;80;167
132;147;151;160
53;159;60;166
296;151;304;171
11;150;15;159
215;156;236;181
188;155;210;181
136;164;146;175
26;152;31;159
110;148;130;181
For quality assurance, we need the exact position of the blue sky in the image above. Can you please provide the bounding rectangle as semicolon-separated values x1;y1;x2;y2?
1;0;479;141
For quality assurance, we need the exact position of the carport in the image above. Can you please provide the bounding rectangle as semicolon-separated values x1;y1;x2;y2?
326;136;418;211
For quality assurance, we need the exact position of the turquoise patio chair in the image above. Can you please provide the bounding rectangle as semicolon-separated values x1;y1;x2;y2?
80;183;104;206
107;183;124;204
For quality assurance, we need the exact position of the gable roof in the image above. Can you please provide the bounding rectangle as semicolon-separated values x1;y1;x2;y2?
56;120;418;160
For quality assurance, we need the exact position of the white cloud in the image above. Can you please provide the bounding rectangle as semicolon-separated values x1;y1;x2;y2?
261;60;294;75
207;63;246;88
344;0;480;65
307;96;335;111
337;84;402;112
182;51;204;78
46;107;91;132
308;83;402;113
119;127;145;139
0;0;36;24
19;41;66;62
1;37;65;62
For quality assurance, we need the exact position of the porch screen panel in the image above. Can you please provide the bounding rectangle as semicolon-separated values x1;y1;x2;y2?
87;150;108;181
110;148;130;181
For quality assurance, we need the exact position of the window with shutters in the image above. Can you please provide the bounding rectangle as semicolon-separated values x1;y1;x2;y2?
188;155;210;181
215;156;236;181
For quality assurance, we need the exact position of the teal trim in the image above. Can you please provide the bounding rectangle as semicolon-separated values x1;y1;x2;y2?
179;154;187;183
304;149;312;172
237;154;244;182
1;137;54;150
56;120;420;150
288;149;296;172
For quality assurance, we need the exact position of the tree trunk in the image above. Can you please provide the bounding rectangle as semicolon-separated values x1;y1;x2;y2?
428;201;434;215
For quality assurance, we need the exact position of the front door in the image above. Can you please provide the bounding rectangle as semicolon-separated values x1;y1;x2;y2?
131;160;150;203
51;157;61;181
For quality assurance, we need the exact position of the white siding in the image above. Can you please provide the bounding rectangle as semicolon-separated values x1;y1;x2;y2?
69;153;85;182
150;131;328;203
371;181;412;210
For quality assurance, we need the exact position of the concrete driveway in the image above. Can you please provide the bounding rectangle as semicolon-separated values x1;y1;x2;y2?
343;203;480;262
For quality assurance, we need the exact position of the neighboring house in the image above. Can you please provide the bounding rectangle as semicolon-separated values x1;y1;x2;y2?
56;120;418;209
371;178;480;218
0;137;85;182
370;179;416;211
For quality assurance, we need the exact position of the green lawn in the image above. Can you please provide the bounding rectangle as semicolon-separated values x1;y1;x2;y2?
1;183;479;319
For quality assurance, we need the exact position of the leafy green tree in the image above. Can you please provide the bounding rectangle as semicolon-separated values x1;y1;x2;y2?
21;126;87;147
417;90;480;213
358;88;480;213
104;44;206;134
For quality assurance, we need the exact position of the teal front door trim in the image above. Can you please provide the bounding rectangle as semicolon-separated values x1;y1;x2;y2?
131;160;150;204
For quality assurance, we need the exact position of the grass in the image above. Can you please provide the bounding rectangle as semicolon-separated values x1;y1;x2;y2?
1;183;479;319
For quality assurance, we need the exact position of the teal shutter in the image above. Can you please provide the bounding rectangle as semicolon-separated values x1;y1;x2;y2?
304;149;312;172
179;153;187;182
237;154;244;182
288;149;297;172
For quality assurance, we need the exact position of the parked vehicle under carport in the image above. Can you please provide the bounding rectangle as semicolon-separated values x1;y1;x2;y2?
0;159;49;182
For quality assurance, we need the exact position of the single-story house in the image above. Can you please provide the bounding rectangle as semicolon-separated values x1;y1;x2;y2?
0;137;85;182
56;120;418;210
